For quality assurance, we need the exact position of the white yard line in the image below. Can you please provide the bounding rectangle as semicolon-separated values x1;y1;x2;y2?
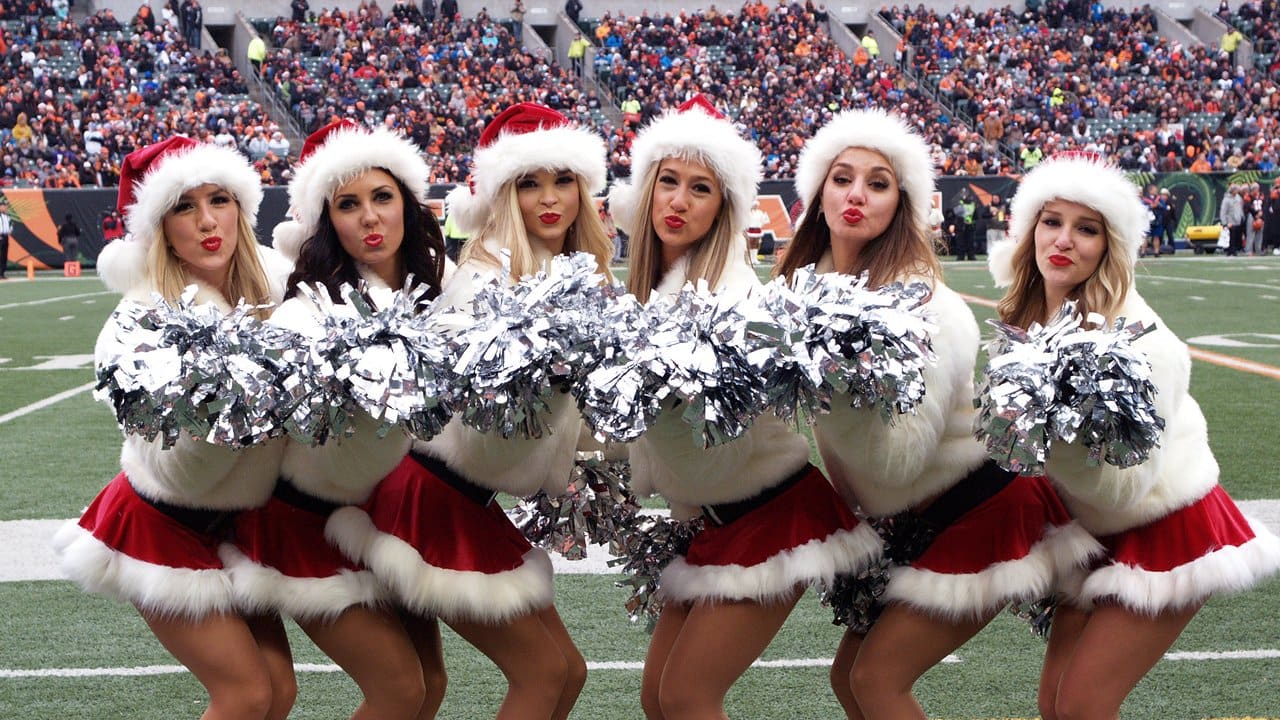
0;291;113;310
1138;274;1280;293
13;650;1280;679
0;382;96;426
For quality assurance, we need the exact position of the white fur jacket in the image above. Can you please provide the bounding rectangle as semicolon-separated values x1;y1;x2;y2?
1044;291;1219;535
416;237;582;497
98;247;294;511
628;238;812;520
269;266;415;504
811;253;988;518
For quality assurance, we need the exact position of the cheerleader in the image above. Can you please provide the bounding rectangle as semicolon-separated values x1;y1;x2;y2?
228;119;451;720
776;109;1101;719
53;137;297;720
609;95;882;720
990;153;1280;720
329;103;614;720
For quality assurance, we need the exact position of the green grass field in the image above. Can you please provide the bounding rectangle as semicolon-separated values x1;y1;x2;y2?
2;257;1278;719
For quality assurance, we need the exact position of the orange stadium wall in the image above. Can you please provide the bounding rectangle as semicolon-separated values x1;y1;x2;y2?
2;172;1272;269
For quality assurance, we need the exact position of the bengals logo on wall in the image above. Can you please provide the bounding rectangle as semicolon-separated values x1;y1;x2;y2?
2;189;67;270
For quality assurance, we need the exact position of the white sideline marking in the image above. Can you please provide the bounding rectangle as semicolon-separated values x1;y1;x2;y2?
0;291;113;310
1187;295;1206;301
1139;274;1280;292
15;651;1280;679
0;381;96;426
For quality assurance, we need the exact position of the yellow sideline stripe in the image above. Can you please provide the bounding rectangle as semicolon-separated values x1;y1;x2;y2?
957;293;1280;382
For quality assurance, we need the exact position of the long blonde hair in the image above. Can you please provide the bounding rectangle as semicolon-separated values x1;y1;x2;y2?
460;175;615;282
147;210;272;319
996;209;1133;328
775;184;941;289
625;161;739;303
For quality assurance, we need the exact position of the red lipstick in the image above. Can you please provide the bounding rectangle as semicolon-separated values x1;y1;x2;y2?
663;215;686;229
1048;254;1072;267
842;208;864;225
539;212;562;225
200;236;222;252
363;233;384;248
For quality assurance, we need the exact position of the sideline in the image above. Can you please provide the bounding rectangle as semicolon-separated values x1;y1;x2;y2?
0;290;113;311
958;293;1280;381
0;381;97;426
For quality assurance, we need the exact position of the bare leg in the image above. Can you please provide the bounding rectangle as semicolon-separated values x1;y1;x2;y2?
300;606;427;720
143;610;277;720
245;613;297;720
1038;603;1088;720
402;612;449;719
1050;602;1200;720
641;602;691;720
849;602;997;720
535;606;587;720
447;611;569;720
829;628;866;720
656;589;803;720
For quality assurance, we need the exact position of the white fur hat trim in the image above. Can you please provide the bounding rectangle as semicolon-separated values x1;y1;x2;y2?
991;154;1147;287
446;124;608;237
105;143;262;293
793;108;936;230
608;103;763;238
282;125;430;261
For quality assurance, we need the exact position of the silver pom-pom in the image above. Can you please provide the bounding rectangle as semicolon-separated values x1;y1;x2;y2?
748;267;936;426
975;301;1163;474
94;286;294;448
278;281;459;445
451;252;609;439
507;451;640;560
609;512;704;625
578;280;765;447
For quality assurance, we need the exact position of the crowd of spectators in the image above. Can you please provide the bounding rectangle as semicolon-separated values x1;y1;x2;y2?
1;0;286;188
257;1;612;181
881;0;1280;174
8;0;1280;189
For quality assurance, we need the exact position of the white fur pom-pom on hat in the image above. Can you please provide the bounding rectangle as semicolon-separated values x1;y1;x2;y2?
445;102;608;237
280;119;431;260
106;136;263;293
991;152;1147;287
607;94;763;239
793;108;936;231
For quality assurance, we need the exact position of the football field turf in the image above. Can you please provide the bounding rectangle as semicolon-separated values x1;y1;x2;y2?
2;255;1278;719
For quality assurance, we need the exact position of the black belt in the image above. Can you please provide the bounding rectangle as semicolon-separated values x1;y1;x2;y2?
131;481;237;537
272;477;341;516
409;450;498;507
916;459;1015;531
699;464;810;527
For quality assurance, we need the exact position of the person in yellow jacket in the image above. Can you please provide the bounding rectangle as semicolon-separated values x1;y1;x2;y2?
247;35;266;75
442;205;469;261
567;31;590;76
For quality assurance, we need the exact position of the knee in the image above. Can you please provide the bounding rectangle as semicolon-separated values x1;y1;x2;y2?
506;649;569;707
268;675;298;720
214;678;275;719
656;676;719;719
640;683;664;720
422;660;448;704
563;646;588;696
384;667;429;712
848;656;900;701
829;659;853;701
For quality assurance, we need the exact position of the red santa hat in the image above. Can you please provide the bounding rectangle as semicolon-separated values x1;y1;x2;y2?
793;108;936;231
444;102;607;236
99;136;263;293
989;152;1147;287
272;119;431;261
607;94;763;238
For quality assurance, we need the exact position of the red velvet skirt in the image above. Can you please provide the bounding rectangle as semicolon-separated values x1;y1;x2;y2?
661;466;883;603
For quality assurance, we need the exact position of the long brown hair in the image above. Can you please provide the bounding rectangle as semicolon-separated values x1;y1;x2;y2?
775;186;941;288
625;161;738;303
996;208;1133;328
